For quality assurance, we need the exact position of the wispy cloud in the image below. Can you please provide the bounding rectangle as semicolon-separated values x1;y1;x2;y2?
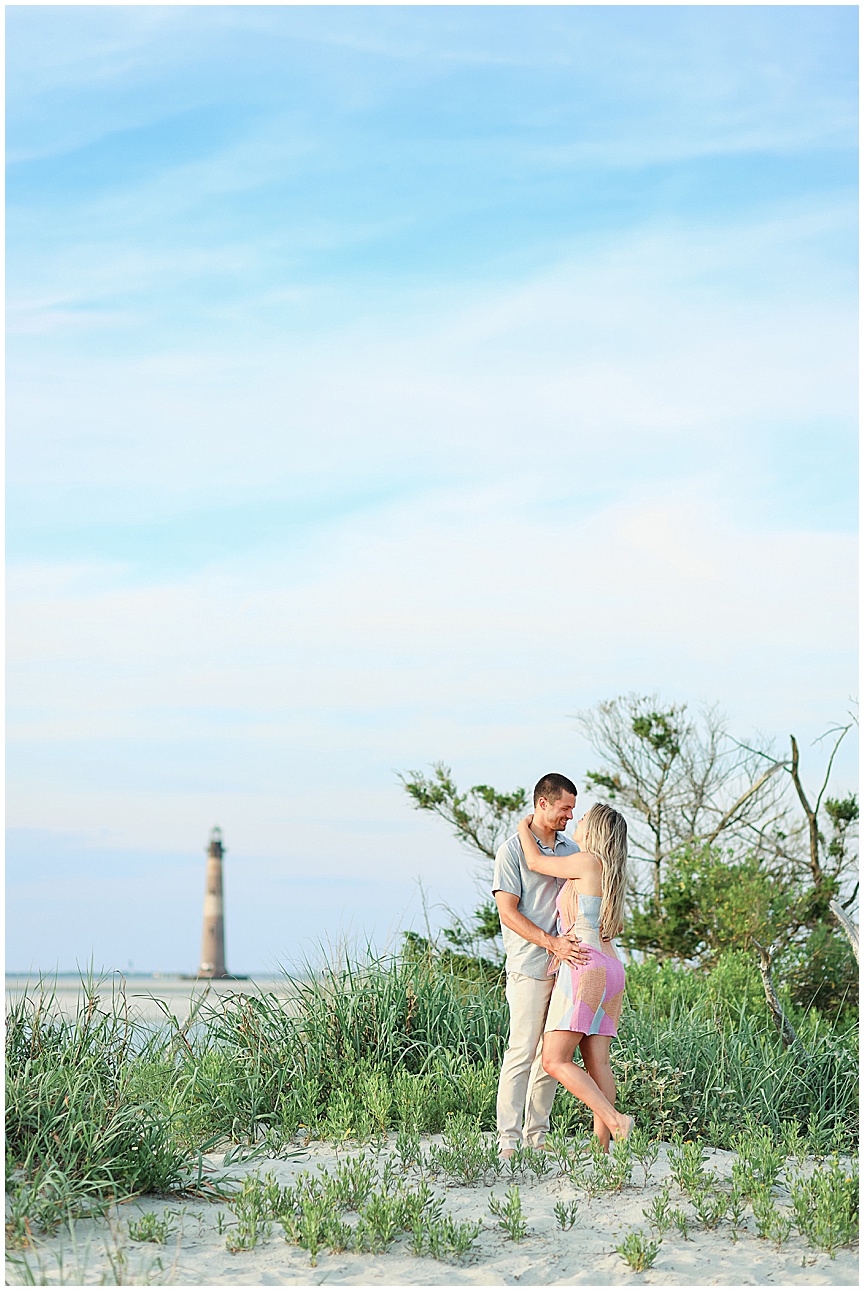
8;201;855;518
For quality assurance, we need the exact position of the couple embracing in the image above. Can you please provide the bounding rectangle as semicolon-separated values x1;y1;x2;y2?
492;773;633;1157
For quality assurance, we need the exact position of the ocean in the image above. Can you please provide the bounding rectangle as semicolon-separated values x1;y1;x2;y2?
5;972;299;1025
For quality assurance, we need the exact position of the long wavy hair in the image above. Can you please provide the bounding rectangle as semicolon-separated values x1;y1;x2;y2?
583;802;628;941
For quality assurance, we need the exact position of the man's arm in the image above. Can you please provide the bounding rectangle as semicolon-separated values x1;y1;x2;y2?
494;891;588;965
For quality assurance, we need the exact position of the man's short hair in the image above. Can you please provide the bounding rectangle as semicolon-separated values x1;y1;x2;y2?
533;773;578;805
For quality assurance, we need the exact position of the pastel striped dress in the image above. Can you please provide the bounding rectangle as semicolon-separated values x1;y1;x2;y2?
544;881;625;1037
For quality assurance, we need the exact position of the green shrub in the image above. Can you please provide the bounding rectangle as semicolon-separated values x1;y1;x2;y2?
127;1211;178;1243
488;1185;527;1241
789;1158;859;1256
616;1228;661;1271
751;1188;792;1247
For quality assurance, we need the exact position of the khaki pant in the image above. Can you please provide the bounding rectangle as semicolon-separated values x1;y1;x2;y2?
496;971;558;1150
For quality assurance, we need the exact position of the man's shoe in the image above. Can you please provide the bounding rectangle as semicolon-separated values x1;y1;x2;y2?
499;1147;516;1160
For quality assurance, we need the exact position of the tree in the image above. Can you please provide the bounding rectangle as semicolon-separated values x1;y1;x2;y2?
398;762;528;869
624;845;796;964
398;698;858;1019
398;763;528;966
781;723;857;907
574;695;790;908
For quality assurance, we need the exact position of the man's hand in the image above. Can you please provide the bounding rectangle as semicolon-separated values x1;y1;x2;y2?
549;932;589;966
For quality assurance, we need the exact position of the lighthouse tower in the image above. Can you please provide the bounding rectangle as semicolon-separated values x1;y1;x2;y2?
198;827;229;978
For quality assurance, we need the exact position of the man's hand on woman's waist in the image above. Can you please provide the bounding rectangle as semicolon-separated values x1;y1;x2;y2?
546;930;589;965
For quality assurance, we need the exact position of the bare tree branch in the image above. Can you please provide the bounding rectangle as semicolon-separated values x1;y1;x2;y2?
752;940;798;1049
813;721;855;818
700;760;787;846
788;735;822;887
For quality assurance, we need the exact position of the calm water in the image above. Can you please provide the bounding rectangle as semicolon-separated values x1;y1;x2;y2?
5;973;300;1025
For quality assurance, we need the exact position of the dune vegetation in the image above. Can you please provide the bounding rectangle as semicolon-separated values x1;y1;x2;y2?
5;946;858;1253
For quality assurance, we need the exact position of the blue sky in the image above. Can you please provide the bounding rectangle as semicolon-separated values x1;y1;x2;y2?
6;5;858;973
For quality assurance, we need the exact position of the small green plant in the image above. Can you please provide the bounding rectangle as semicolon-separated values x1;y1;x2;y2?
554;1199;580;1230
705;1110;726;1148
127;1211;177;1243
424;1112;502;1186
752;1187;792;1248
324;1217;353;1253
378;1154;399;1194
789;1159;859;1257
560;1135;593;1184
395;1127;421;1170
615;1228;661;1271
520;1146;551;1179
668;1139;712;1195
726;1187;748;1242
780;1120;808;1168
689;1187;729;1229
670;1207;690;1239
642;1184;672;1234
412;1214;482;1262
323;1085;370;1142
585;1135;633;1194
226;1214;271;1253
358;1064;394;1133
628;1127;660;1187
488;1185;527;1241
225;1172;289;1253
545;1128;576;1174
395;1180;442;1229
330;1156;375;1210
353;1192;403;1253
608;1136;635;1189
731;1124;784;1197
295;1198;327;1266
231;1171;297;1221
281;1192;358;1266
503;1145;527;1179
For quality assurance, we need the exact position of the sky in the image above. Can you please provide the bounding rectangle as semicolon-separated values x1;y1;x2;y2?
6;4;858;974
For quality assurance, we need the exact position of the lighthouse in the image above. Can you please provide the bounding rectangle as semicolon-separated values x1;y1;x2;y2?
198;827;229;978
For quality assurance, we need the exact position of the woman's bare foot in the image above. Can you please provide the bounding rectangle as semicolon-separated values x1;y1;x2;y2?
593;1114;610;1153
610;1114;634;1142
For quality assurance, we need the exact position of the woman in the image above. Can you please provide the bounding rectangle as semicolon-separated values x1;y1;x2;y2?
517;802;632;1148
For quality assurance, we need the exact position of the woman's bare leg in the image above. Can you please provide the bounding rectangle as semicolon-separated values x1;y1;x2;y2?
542;1031;632;1141
579;1034;615;1152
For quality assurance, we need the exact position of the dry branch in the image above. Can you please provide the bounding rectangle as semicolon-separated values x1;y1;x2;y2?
752;940;798;1049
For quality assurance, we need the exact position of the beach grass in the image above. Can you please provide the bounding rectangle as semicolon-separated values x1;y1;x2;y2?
5;947;858;1249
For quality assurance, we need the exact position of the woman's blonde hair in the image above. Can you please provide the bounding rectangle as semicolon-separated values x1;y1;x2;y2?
583;803;628;941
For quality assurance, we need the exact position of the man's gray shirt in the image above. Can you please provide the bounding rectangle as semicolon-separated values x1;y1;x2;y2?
492;831;580;979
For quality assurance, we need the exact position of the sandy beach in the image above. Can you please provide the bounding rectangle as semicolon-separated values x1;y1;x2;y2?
7;1135;857;1287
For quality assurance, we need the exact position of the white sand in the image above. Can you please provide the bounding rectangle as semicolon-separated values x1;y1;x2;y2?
6;1137;857;1286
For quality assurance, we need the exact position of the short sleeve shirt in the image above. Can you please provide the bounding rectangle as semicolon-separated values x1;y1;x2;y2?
492;831;580;979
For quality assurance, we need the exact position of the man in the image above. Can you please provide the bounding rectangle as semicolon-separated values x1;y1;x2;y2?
492;772;586;1157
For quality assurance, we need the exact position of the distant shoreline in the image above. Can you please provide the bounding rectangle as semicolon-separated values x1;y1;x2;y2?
5;972;305;1024
4;970;289;979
